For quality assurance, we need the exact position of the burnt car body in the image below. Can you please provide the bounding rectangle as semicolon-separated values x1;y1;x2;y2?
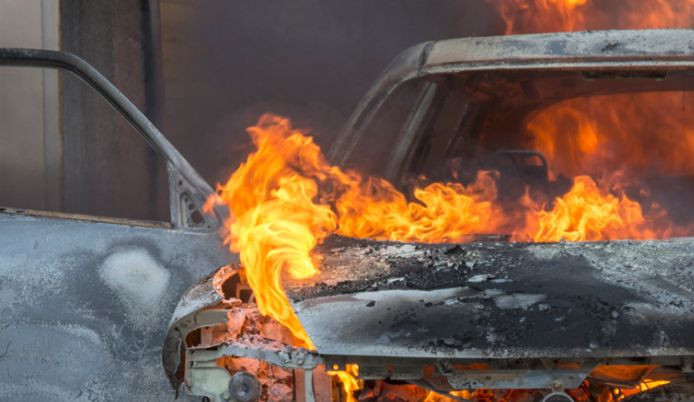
0;49;233;400
164;30;694;401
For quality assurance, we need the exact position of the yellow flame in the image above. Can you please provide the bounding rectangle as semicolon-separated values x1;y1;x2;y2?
327;364;361;402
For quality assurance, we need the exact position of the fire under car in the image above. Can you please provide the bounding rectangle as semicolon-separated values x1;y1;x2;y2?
163;29;694;402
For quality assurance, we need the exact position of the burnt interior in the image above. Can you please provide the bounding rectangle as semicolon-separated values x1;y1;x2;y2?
342;68;694;231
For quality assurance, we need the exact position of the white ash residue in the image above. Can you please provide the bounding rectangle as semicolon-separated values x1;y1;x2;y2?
99;248;171;329
379;244;423;258
530;238;694;314
493;293;546;310
467;273;492;283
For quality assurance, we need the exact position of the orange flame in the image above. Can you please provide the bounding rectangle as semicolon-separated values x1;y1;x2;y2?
211;114;685;399
327;364;361;402
208;1;694;399
527;93;694;180
518;91;694;242
334;171;505;242
488;0;588;34
486;0;694;34
525;175;657;242
212;113;683;317
212;115;511;346
211;116;339;348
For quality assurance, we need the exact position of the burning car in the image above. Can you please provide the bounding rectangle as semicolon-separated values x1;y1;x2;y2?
163;29;694;402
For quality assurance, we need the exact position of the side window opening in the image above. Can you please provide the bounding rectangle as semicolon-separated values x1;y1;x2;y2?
341;79;431;180
0;66;170;223
342;76;477;192
405;79;474;184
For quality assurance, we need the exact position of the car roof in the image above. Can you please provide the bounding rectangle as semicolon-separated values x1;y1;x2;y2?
329;29;694;165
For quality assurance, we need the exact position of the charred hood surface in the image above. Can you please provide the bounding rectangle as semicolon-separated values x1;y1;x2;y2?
284;236;694;360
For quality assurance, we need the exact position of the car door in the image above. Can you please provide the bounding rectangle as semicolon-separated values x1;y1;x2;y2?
0;48;232;401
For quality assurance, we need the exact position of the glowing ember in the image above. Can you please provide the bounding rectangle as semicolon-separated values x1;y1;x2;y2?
424;390;474;401
617;379;671;400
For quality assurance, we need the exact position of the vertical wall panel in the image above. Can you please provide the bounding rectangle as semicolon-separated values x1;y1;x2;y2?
0;0;60;211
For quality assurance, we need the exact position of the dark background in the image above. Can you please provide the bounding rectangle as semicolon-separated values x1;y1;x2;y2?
50;0;503;221
11;0;687;221
159;1;501;183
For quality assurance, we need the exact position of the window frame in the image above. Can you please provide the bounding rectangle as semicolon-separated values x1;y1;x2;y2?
0;48;223;231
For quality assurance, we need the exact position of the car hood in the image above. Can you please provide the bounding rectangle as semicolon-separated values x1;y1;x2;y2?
164;235;694;389
284;236;694;360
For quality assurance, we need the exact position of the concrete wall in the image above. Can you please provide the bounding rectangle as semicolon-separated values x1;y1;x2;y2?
0;0;60;211
0;0;167;221
60;0;168;222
